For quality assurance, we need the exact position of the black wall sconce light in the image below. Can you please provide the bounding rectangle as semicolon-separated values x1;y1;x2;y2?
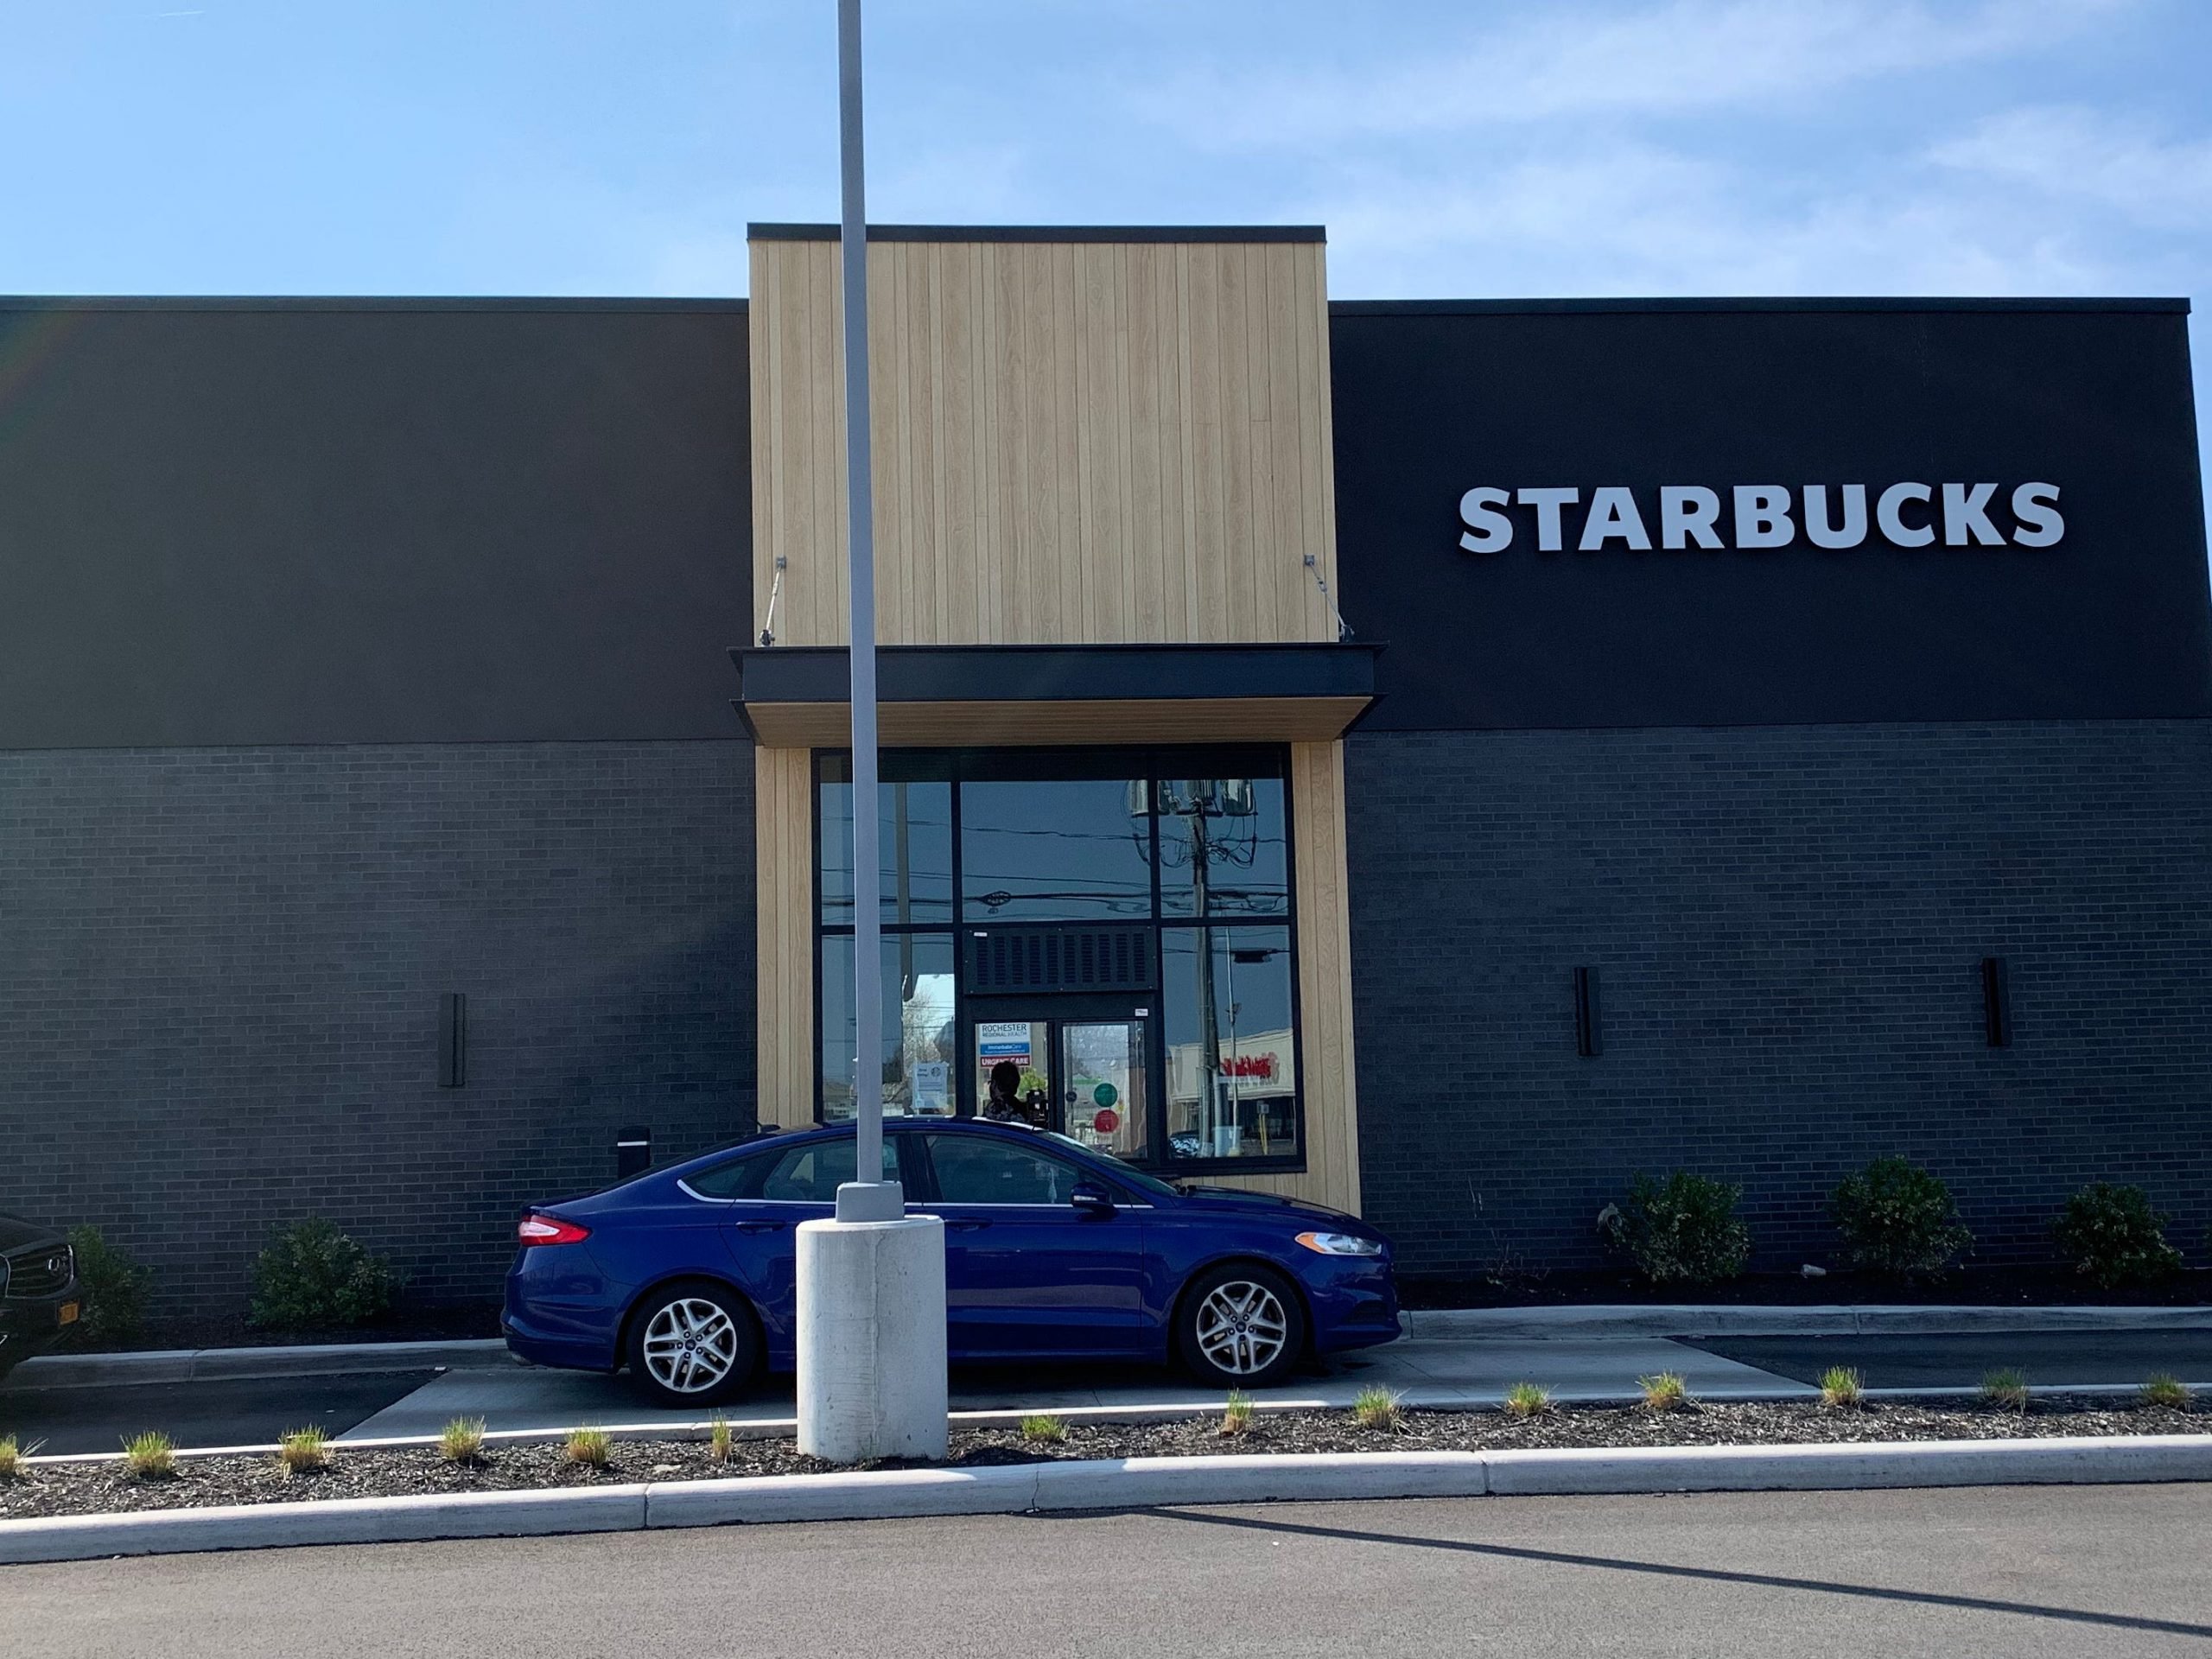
437;993;467;1088
1981;957;2012;1048
1573;966;1602;1058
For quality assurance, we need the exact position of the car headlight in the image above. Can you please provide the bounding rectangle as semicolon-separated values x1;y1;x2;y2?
1294;1230;1385;1257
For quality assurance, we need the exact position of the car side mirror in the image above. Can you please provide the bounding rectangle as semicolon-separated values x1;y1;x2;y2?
1071;1182;1116;1218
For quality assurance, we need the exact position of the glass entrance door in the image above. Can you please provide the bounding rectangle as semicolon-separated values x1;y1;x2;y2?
1058;1018;1148;1162
972;1017;1051;1127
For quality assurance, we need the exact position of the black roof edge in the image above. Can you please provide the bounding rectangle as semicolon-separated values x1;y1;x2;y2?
0;296;748;314
748;223;1326;245
1329;296;2190;316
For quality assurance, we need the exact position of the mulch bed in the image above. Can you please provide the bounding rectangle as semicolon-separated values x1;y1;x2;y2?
4;1395;2206;1522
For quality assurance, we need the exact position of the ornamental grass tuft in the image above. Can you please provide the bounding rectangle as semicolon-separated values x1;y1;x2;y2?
1352;1386;1405;1432
709;1416;735;1464
1819;1366;1865;1409
1219;1389;1256;1437
1980;1368;2031;1412
1020;1414;1069;1445
0;1435;20;1480
564;1427;613;1469
276;1426;331;1476
1502;1382;1553;1421
122;1430;175;1480
1638;1371;1692;1413
439;1417;488;1465
2141;1373;2193;1410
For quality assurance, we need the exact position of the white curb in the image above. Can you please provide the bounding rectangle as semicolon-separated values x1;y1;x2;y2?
1404;1304;2212;1340
6;1339;514;1389
3;1434;2208;1566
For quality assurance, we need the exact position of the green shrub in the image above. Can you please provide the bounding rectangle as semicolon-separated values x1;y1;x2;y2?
1598;1172;1751;1286
1829;1157;1972;1279
2052;1184;2183;1288
67;1226;153;1345
249;1218;399;1330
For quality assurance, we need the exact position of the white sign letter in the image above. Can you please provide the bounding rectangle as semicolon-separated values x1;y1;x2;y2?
1802;484;1868;550
1942;482;2005;546
1458;486;1514;553
1578;486;1651;551
1733;485;1794;550
1878;482;1936;547
1516;487;1580;552
2012;481;2064;548
1660;486;1722;550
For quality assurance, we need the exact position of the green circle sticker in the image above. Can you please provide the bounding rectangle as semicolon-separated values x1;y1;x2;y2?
1092;1082;1118;1108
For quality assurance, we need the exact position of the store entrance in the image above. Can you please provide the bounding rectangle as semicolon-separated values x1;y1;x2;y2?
967;1000;1151;1163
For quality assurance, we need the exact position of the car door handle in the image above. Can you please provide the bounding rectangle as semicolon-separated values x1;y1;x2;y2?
947;1219;990;1232
735;1221;787;1234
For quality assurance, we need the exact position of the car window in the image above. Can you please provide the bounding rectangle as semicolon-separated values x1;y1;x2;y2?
683;1148;772;1199
760;1135;899;1203
925;1135;1083;1205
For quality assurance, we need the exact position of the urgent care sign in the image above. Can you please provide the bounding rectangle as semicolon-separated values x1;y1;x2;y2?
1329;299;2211;731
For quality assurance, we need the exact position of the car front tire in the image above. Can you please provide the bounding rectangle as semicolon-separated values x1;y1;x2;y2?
1175;1262;1306;1389
624;1281;760;1408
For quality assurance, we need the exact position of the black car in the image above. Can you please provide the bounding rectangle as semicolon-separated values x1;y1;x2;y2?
0;1215;84;1381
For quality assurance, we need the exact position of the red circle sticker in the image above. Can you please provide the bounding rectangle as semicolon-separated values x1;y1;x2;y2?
1093;1109;1120;1135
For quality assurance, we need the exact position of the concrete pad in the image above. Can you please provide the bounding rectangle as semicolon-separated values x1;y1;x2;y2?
337;1335;1804;1445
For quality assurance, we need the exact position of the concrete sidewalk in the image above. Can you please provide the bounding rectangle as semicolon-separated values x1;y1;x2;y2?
334;1336;1796;1442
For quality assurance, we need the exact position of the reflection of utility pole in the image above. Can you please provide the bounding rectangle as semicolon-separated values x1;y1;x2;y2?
1191;809;1220;1151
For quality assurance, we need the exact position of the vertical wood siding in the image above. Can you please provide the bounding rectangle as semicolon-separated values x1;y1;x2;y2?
748;237;1339;649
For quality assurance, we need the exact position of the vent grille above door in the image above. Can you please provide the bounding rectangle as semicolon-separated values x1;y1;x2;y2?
963;927;1156;995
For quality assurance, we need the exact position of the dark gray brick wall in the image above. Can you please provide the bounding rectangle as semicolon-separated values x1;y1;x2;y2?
0;741;756;1315
1344;721;2212;1279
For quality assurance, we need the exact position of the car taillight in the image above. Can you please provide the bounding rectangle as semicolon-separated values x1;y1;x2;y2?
518;1213;591;1246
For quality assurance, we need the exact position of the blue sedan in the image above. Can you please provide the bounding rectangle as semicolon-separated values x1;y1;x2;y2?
503;1118;1400;1406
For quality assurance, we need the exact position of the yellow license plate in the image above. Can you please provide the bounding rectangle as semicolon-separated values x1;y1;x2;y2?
57;1302;79;1326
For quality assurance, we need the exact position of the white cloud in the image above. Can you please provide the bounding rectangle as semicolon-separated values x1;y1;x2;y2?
1139;0;2135;148
1931;105;2212;232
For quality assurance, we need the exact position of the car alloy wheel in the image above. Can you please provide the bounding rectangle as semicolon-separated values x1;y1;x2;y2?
639;1296;743;1395
1192;1279;1291;1376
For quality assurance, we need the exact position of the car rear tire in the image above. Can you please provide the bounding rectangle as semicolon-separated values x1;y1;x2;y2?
1175;1262;1306;1389
624;1281;760;1408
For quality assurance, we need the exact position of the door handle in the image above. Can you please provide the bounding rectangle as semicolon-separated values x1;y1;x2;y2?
947;1219;991;1232
736;1221;787;1234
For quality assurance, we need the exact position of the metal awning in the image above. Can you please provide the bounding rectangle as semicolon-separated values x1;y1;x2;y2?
730;642;1379;747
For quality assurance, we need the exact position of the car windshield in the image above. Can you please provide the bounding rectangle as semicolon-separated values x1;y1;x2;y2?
1039;1131;1180;1199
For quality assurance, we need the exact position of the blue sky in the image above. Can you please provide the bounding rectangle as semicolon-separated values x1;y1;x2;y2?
5;0;2209;470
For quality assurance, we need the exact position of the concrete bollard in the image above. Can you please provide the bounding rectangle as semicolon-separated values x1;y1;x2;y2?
795;1215;949;1463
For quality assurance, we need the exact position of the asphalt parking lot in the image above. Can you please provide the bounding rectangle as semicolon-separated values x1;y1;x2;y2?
1690;1329;2212;1389
0;1370;437;1456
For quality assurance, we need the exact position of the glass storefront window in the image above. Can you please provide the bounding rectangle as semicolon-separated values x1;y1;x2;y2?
818;758;953;926
818;932;957;1122
960;778;1154;921
1162;925;1299;1162
1157;777;1289;918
